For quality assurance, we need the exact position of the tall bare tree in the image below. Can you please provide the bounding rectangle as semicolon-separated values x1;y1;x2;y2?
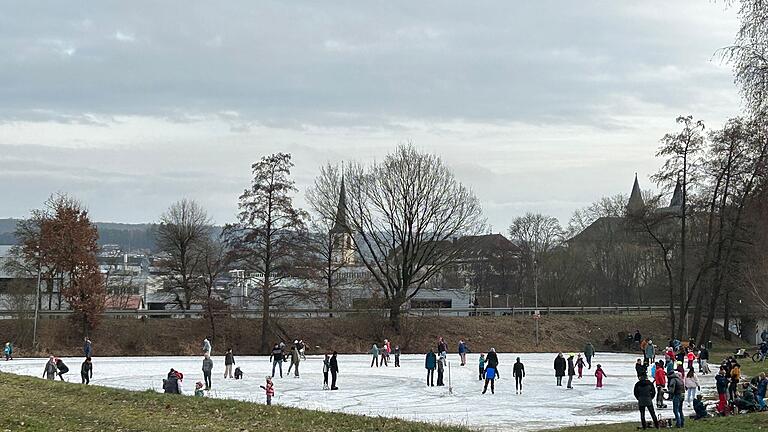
197;236;229;341
156;199;211;310
224;153;307;352
342;144;485;331
508;212;564;307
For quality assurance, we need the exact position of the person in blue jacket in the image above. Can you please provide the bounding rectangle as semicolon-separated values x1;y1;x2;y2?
483;362;497;394
425;348;437;387
83;337;93;358
458;340;468;366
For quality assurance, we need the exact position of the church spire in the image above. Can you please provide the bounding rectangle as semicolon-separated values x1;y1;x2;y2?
330;176;348;234
627;173;645;216
669;177;683;208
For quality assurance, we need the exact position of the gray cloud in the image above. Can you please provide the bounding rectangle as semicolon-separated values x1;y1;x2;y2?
0;1;743;228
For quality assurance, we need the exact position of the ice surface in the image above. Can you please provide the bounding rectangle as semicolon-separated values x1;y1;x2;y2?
1;353;713;431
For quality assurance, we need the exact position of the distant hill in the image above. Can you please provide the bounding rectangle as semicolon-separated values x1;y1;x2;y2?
0;218;158;251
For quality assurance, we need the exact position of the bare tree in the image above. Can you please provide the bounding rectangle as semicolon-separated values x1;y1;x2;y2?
223;153;307;352
567;194;627;237
342;144;485;331
156;199;211;310
197;236;229;341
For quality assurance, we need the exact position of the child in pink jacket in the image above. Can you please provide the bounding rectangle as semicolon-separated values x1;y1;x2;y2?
595;364;607;389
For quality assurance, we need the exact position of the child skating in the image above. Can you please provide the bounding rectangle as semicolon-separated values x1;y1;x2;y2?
260;376;275;405
575;354;585;378
478;354;486;381
595;364;607;389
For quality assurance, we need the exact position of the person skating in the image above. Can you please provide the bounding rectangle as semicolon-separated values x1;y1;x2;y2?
684;368;701;408
667;369;685;428
635;358;647;379
436;353;445;386
43;356;57;380
83;337;93;358
554;352;566;387
287;341;301;377
633;374;659;429
329;351;339;390
369;344;380;368
486;348;500;379
644;339;655;363
260;376;274;405
482;361;497;395
270;343;284;378
394;345;401;367
425;348;437;387
478;354;486;381
55;357;69;381
381;339;391;367
437;337;448;356
322;353;331;390
566;354;576;389
575;354;585;379
654;361;668;409
584;342;595;369
594;364;607;389
81;357;93;385
224;348;235;378
458;339;467;366
513;357;525;394
202;353;213;390
3;342;12;361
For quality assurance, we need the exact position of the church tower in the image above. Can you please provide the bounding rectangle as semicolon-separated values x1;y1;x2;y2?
329;177;355;264
627;173;645;216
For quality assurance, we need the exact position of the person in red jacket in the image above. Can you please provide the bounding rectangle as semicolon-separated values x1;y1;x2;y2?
654;361;667;409
260;376;275;405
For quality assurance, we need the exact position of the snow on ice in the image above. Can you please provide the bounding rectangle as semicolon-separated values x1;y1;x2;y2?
1;352;712;431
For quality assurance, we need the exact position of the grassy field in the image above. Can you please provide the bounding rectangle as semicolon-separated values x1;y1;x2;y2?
0;372;469;432
556;411;768;431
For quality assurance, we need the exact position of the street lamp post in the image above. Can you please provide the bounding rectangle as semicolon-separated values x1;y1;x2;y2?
32;258;42;349
533;258;539;346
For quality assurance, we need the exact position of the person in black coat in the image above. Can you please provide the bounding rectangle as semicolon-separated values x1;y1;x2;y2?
55;358;69;381
329;351;339;390
634;374;659;429
513;357;525;394
566;354;576;389
80;357;93;385
554;353;566;386
485;348;500;379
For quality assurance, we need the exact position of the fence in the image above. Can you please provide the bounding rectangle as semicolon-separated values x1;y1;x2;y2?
0;305;676;320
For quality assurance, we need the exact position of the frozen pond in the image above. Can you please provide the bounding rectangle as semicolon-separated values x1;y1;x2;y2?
0;353;713;431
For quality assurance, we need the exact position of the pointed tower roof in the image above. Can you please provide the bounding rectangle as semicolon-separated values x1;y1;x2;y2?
627;173;645;215
330;177;349;234
669;178;683;208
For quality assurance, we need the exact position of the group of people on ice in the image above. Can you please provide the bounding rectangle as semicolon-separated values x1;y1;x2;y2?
368;339;400;367
41;337;93;385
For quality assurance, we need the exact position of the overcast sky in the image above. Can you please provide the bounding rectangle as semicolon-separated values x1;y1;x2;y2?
0;1;743;230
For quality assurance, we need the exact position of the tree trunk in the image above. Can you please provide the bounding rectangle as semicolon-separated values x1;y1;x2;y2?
260;282;270;353
207;297;216;342
723;290;732;341
389;303;402;334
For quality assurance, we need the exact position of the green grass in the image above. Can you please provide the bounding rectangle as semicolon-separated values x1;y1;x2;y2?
556;412;768;431
0;372;469;432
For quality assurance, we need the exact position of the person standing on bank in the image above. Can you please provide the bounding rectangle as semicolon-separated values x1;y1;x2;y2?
83;337;93;358
633;374;659;429
554;353;566;386
43;356;57;380
224;348;235;379
202;353;213;390
81;357;93;385
513;357;525;394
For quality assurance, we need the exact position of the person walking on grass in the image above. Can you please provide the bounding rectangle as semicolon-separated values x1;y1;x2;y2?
224;348;235;379
81;357;93;385
43;356;57;380
202;353;213;390
513;357;525;394
425;348;437;387
260;376;274;405
633;374;659;429
329;351;339;390
567;354;576;389
594;364;607;389
584;342;595;369
369;344;380;368
554;353;566;387
685;368;701;408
